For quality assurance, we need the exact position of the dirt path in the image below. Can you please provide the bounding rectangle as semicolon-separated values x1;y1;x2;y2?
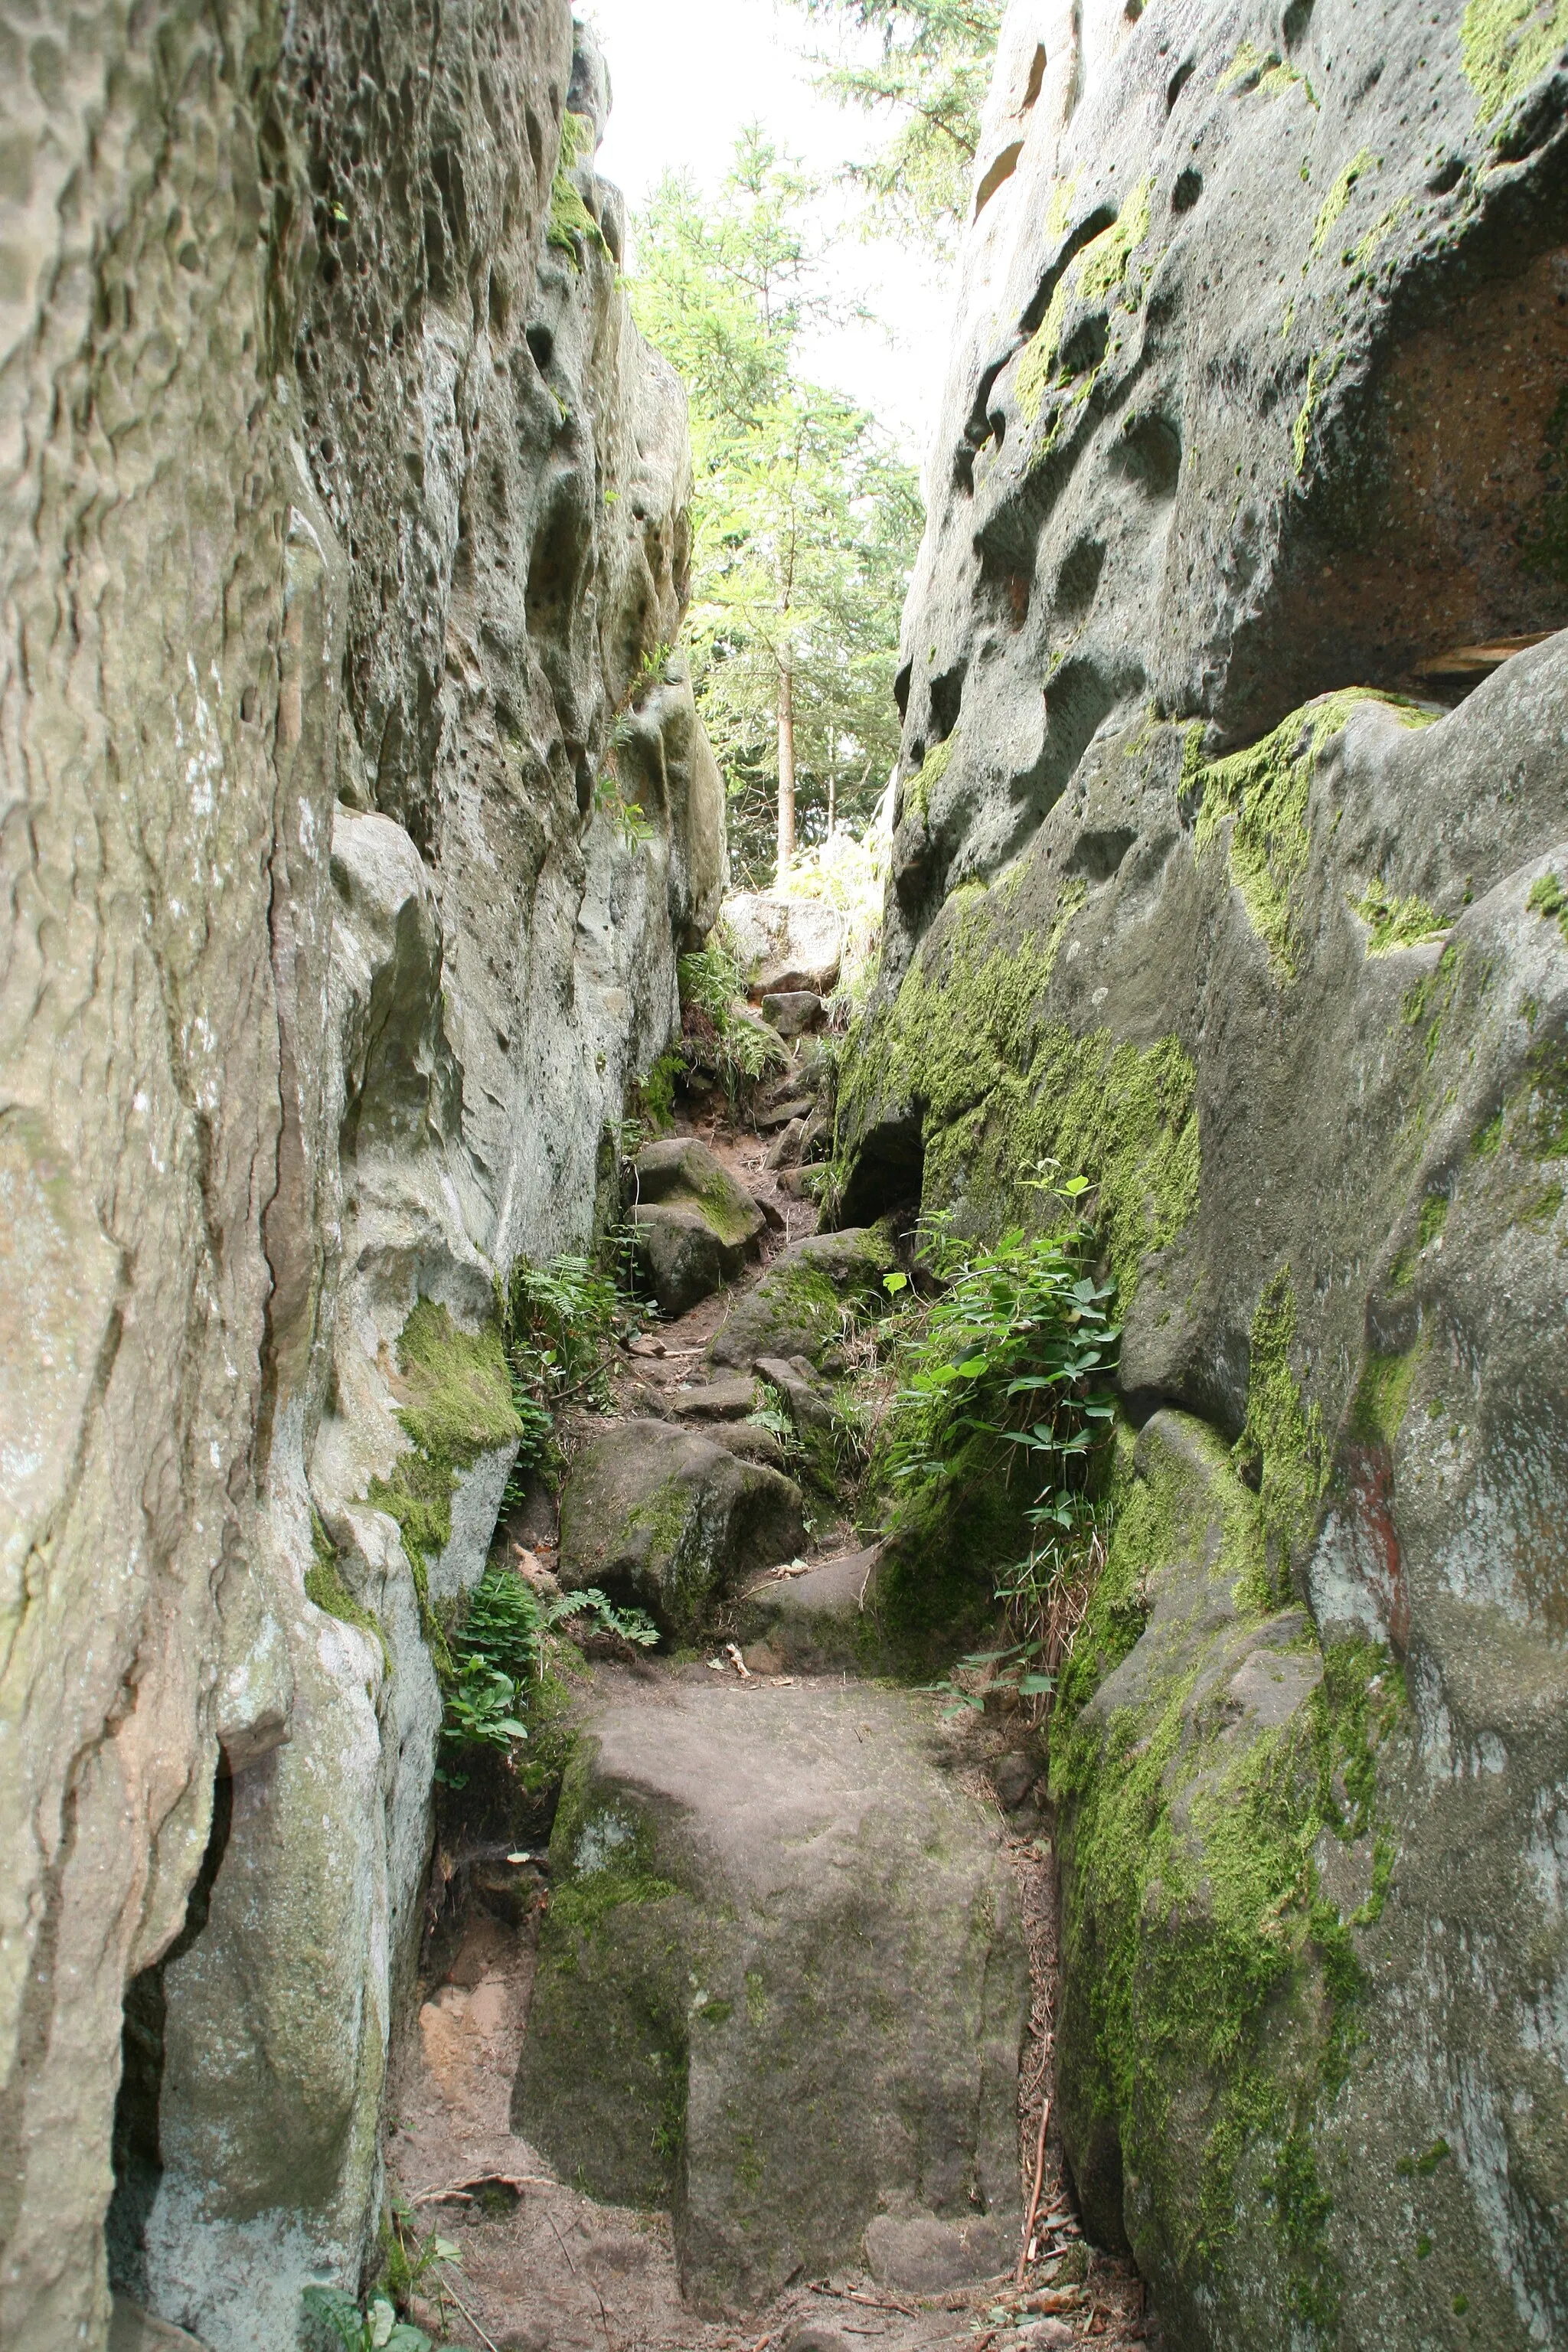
388;1099;1159;2352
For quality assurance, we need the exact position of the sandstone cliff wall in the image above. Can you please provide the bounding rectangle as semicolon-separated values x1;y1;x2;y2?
0;6;721;2346
838;4;1568;2346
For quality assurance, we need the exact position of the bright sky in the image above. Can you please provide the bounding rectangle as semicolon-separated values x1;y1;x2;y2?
583;0;952;467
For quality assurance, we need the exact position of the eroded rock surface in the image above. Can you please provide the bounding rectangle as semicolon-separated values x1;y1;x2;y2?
557;1420;805;1638
0;7;722;2344
512;1676;1028;2310
831;5;1568;2347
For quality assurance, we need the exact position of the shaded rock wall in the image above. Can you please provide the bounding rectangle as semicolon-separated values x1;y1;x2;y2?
837;3;1568;2347
0;6;721;2347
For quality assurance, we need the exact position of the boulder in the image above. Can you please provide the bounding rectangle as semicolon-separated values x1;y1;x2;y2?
669;1377;758;1422
709;1227;900;1370
736;1548;884;1676
724;893;844;996
632;1205;724;1318
828;0;1568;2331
511;1678;1027;2309
760;990;825;1037
557;1421;805;1639
754;1354;835;1433
763;1117;807;1171
632;1138;766;1315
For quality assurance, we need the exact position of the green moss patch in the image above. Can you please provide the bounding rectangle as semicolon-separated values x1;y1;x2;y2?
368;1298;524;1602
305;1510;389;1671
1050;1413;1406;2337
903;736;953;828
1234;1268;1328;1597
838;892;1198;1307
1192;692;1436;980
547;111;610;270
1016;178;1153;427
1461;0;1568;126
1352;882;1446;956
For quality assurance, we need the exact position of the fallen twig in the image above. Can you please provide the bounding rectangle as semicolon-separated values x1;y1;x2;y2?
436;2269;502;2352
1017;2096;1052;2285
809;2279;920;2318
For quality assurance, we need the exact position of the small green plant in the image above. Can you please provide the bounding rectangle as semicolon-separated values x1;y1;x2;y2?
678;928;787;1097
547;1586;660;1648
501;1251;622;1421
879;1173;1119;1713
594;766;657;850
381;2203;459;2319
301;2284;430;2351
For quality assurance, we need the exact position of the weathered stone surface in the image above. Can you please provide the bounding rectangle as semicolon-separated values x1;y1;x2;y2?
760;989;825;1037
0;8;723;2345
736;1549;884;1675
725;892;844;995
669;1377;760;1422
511;1677;1027;2309
557;1421;805;1639
829;6;1568;2344
709;1227;901;1370
632;1203;726;1317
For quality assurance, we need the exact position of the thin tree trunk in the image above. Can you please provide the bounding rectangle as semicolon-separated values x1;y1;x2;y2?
776;664;796;886
827;764;836;838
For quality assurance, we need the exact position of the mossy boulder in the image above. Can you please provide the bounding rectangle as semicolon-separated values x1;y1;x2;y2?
556;1419;805;1640
511;1677;1027;2310
708;1224;900;1370
632;1138;766;1314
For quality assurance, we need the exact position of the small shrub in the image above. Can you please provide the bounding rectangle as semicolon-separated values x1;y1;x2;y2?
874;1175;1119;1709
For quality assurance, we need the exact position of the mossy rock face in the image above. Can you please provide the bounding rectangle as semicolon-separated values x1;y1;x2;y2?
1049;1407;1568;2352
707;1224;900;1370
557;1419;805;1640
511;1679;1027;2310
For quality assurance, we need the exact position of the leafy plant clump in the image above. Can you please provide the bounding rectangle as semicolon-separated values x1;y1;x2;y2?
439;1565;658;1782
876;1176;1119;1707
302;2283;429;2352
677;926;789;1097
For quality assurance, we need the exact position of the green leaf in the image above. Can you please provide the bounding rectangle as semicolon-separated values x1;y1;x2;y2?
883;1270;909;1294
1018;1673;1056;1695
301;2285;368;2350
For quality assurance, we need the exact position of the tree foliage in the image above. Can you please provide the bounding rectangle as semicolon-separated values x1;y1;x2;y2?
631;132;921;885
783;0;1003;256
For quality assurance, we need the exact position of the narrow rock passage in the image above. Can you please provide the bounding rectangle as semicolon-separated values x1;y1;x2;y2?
387;1104;1158;2352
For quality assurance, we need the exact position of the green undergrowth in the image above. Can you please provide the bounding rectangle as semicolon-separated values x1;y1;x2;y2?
1050;1403;1406;2334
548;111;610;269
864;1200;1119;1683
677;923;789;1100
837;887;1198;1308
1191;691;1438;981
